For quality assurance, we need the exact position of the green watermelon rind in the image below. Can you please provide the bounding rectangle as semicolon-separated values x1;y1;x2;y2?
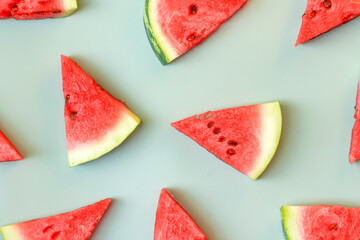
0;225;21;240
281;206;301;240
62;0;78;17
143;0;178;65
248;101;282;180
68;112;141;167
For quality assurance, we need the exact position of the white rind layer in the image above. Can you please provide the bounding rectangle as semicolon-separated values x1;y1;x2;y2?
148;0;179;62
248;101;282;180
68;112;141;167
62;0;78;17
0;225;22;240
282;206;302;240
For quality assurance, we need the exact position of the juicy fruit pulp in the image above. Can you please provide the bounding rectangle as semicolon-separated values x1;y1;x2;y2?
154;189;207;240
282;205;360;240
171;101;282;180
349;75;360;163
61;55;141;167
0;130;22;162
144;0;248;64
296;0;360;46
0;0;77;20
0;199;111;240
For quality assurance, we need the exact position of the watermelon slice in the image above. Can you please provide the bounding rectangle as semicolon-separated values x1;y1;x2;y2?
0;0;77;20
281;205;360;240
0;130;23;162
154;189;207;240
0;199;111;240
171;101;282;180
296;0;360;46
144;0;248;65
349;74;360;163
61;55;141;167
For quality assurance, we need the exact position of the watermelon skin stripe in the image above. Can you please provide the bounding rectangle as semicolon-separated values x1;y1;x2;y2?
68;111;140;167
143;0;178;65
144;0;172;65
143;0;248;65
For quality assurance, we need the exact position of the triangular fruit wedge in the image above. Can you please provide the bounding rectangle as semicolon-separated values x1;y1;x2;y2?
0;130;23;162
171;101;282;180
349;74;360;163
154;189;207;240
144;0;248;65
61;55;141;167
296;0;360;46
0;199;111;240
282;205;360;239
0;0;77;20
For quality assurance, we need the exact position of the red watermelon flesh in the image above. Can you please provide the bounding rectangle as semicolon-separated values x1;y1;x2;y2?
0;199;111;240
0;130;23;162
144;0;248;64
154;189;207;240
355;76;360;119
157;0;248;55
349;77;360;163
61;55;141;167
282;205;360;240
171;102;282;180
296;0;360;46
0;0;77;20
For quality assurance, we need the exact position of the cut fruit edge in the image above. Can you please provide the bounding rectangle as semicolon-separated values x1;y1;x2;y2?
62;0;78;17
0;225;22;240
295;2;360;46
155;189;207;239
68;111;141;167
248;101;282;180
281;206;301;240
143;0;179;65
349;72;360;164
355;72;360;119
0;131;23;162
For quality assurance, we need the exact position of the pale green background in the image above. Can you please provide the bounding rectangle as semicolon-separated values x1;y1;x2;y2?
1;0;360;239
